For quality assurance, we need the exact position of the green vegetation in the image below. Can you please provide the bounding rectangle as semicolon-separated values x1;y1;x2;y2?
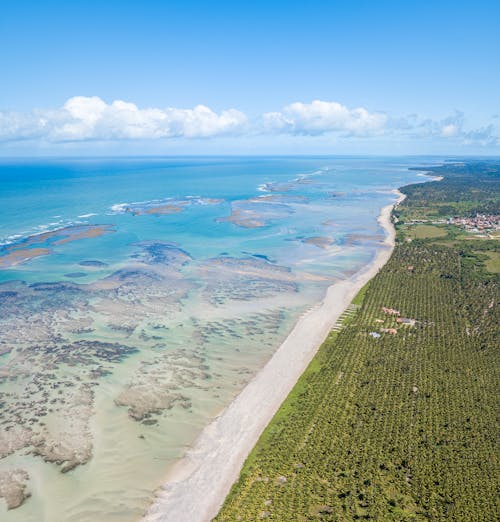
215;161;499;521
402;161;500;219
485;250;500;274
406;224;448;240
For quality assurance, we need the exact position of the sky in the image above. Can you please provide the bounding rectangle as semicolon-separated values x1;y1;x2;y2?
0;0;499;156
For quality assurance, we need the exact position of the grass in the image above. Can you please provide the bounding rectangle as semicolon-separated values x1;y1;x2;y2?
484;250;500;273
406;224;448;240
351;280;370;306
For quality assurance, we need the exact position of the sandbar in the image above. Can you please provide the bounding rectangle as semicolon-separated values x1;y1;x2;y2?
0;247;51;268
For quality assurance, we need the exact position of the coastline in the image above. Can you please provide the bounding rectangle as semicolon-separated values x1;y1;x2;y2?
142;190;406;522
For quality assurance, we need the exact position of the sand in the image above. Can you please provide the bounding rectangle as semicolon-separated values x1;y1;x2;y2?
142;192;406;522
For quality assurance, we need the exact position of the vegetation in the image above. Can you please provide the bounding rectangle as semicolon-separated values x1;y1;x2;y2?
406;224;448;240
485;251;500;274
215;161;499;521
402;161;500;219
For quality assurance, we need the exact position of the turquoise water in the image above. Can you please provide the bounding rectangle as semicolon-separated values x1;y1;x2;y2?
1;157;427;282
0;157;431;520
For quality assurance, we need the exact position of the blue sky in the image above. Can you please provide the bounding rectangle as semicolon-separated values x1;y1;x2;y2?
0;0;499;155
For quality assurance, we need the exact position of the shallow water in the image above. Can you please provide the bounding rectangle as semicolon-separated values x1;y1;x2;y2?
0;157;432;520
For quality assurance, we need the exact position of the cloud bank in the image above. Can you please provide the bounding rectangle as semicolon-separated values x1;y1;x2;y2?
389;110;499;147
0;96;248;141
0;96;498;149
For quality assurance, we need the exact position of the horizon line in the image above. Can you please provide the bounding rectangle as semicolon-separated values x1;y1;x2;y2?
1;153;500;161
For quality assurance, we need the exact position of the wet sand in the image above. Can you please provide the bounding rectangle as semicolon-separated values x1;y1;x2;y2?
0;225;114;268
0;248;51;268
142;192;406;522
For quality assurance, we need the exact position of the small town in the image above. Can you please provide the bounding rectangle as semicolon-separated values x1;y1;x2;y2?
449;213;500;233
405;213;500;237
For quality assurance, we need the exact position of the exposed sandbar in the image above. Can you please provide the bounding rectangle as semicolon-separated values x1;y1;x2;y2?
218;209;266;228
216;199;294;228
0;247;50;268
53;224;115;244
302;236;334;249
117;197;224;216
0;225;114;268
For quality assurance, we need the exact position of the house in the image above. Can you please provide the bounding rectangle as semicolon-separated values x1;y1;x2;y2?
382;307;400;316
396;317;416;326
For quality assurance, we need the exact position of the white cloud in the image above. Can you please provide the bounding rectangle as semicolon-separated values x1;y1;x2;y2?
263;100;387;136
0;96;248;141
462;125;499;147
440;123;459;138
0;97;498;149
391;109;499;146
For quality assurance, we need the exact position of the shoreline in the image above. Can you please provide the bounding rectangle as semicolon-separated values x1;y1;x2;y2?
142;190;406;522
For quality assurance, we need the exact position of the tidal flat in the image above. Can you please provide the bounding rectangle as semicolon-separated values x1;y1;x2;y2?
0;244;308;520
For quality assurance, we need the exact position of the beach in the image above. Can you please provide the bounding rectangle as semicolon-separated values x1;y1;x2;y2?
142;191;406;522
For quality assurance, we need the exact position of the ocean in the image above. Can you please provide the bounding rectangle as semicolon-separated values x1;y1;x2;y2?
0;156;431;521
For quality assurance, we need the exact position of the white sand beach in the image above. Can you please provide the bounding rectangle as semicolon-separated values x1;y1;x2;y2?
142;192;406;522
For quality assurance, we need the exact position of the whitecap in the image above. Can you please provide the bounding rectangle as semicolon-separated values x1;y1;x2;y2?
110;203;129;213
257;183;272;192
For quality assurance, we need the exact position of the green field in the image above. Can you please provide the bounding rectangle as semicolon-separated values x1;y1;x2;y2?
215;161;499;521
406;224;448;240
485;250;500;274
